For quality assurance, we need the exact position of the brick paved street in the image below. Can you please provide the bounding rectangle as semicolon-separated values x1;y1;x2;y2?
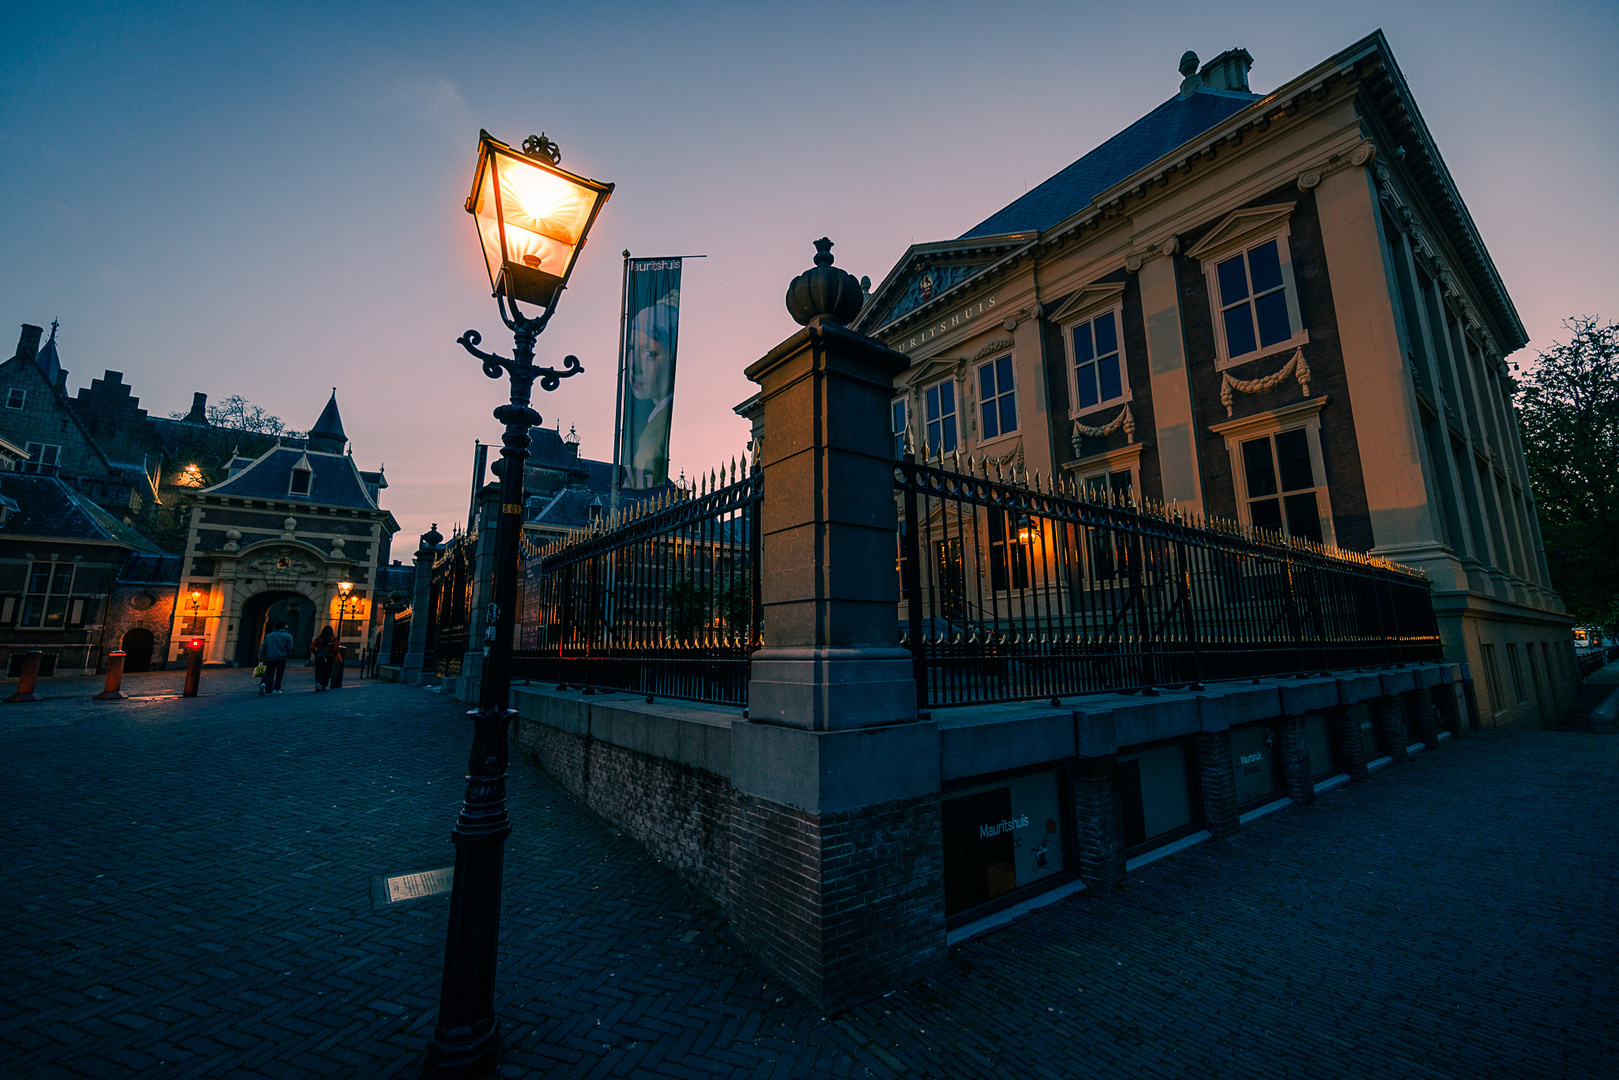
2;668;1615;1078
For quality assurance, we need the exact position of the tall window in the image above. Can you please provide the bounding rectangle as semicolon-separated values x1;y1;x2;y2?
1071;310;1125;412
1084;470;1133;580
1216;239;1294;360
1238;428;1325;543
6;389;25;409
978;355;1017;440
19;561;74;629
891;399;907;459
924;380;957;458
987;510;1029;592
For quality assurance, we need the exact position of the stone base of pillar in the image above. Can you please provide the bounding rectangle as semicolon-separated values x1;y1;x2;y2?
746;648;917;731
1433;682;1464;736
728;719;941;1013
1462;678;1483;729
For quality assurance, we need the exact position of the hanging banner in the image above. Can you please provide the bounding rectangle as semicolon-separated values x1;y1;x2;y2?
619;257;683;489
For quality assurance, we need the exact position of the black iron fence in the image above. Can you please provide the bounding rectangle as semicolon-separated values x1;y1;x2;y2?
512;463;761;705
896;455;1441;708
426;533;472;677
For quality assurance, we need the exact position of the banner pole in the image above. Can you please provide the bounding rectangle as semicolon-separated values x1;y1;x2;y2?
611;250;631;516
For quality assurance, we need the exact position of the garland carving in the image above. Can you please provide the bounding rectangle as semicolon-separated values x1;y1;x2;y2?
1220;348;1310;416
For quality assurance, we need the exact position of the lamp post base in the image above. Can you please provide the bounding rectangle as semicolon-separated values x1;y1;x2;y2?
423;1018;501;1077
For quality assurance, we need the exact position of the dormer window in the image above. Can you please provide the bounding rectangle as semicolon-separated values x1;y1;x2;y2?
288;452;314;497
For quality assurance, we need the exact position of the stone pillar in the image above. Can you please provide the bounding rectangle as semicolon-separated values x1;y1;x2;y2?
377;593;405;668
1192;731;1239;837
401;524;442;683
1135;250;1205;516
1461;675;1483;730
1274;717;1315;806
728;239;942;1013
1432;678;1463;736
460;484;501;702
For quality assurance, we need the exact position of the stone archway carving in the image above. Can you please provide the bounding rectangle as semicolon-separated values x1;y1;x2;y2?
207;538;354;664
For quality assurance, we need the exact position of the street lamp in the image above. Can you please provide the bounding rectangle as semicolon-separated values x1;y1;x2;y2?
425;130;611;1075
188;589;202;638
336;579;353;637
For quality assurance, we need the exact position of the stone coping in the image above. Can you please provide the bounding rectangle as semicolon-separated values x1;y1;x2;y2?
509;664;1456;788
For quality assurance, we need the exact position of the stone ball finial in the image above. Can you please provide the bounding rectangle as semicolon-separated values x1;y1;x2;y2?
331;536;346;551
223;528;242;553
283;517;297;533
1179;50;1200;76
785;238;865;327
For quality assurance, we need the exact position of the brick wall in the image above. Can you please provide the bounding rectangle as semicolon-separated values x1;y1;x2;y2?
1193;731;1238;836
510;717;732;905
1071;757;1124;888
1274;716;1316;805
729;791;944;1013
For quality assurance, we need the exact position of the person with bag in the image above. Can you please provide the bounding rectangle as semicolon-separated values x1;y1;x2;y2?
259;621;294;696
312;625;338;691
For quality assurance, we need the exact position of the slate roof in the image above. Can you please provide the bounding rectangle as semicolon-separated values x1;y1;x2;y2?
0;474;165;552
961;87;1259;239
200;445;380;510
373;564;414;596
115;552;185;585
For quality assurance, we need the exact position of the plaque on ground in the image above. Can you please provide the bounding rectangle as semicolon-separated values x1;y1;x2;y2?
371;866;454;909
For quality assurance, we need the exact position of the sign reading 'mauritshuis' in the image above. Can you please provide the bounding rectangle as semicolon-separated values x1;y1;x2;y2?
896;292;999;353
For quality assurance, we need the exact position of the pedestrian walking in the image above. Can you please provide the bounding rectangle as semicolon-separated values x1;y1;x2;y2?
259;621;294;695
312;625;337;691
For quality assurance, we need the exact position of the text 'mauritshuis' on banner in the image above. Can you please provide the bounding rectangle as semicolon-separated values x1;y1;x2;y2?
619;258;682;490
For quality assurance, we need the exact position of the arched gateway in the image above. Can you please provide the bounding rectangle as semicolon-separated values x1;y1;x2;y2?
167;392;400;666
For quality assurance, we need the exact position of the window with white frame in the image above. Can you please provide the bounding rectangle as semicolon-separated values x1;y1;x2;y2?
1212;400;1334;547
19;560;74;629
891;398;907;459
923;380;958;458
986;509;1030;592
1069;450;1140;582
1069;308;1128;414
7;389;25;410
289;467;312;496
977;354;1017;441
1187;203;1308;369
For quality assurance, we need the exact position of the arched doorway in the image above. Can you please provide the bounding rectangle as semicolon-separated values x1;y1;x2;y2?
235;591;316;667
121;628;155;672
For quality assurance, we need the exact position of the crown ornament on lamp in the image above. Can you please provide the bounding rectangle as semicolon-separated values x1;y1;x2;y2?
465;130;614;309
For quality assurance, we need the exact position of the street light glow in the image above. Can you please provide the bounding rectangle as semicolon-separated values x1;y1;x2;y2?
465;131;613;309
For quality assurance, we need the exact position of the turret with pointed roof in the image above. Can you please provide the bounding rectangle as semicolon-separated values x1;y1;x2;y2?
307;389;347;454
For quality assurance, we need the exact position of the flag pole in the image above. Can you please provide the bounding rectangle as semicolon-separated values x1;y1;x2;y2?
611;250;631;516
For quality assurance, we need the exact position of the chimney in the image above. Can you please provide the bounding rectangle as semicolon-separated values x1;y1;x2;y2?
15;325;42;364
1200;48;1253;93
183;392;209;424
55;370;68;392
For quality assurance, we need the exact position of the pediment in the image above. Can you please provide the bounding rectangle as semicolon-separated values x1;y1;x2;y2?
903;356;963;387
1049;280;1127;326
1185;202;1298;262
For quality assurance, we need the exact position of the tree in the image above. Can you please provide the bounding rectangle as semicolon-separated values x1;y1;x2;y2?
169;394;303;438
1514;316;1619;627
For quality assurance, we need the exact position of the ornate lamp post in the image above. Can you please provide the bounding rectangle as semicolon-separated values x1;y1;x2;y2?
425;130;612;1075
336;579;353;635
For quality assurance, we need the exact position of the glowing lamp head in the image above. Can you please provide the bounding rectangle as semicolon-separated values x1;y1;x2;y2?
465;130;614;309
338;580;353;596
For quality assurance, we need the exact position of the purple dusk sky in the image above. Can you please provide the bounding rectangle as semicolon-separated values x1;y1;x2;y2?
3;1;1614;546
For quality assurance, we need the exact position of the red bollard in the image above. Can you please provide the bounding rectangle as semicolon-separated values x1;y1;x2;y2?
95;651;128;701
330;645;346;689
5;650;42;703
182;639;204;698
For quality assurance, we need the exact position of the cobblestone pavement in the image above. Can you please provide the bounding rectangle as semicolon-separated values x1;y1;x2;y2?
2;668;1615;1079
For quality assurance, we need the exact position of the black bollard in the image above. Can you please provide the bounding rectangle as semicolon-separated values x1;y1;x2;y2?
182;638;203;698
331;645;346;689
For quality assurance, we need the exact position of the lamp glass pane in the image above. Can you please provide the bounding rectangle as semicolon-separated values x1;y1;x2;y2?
494;149;594;245
473;163;503;290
